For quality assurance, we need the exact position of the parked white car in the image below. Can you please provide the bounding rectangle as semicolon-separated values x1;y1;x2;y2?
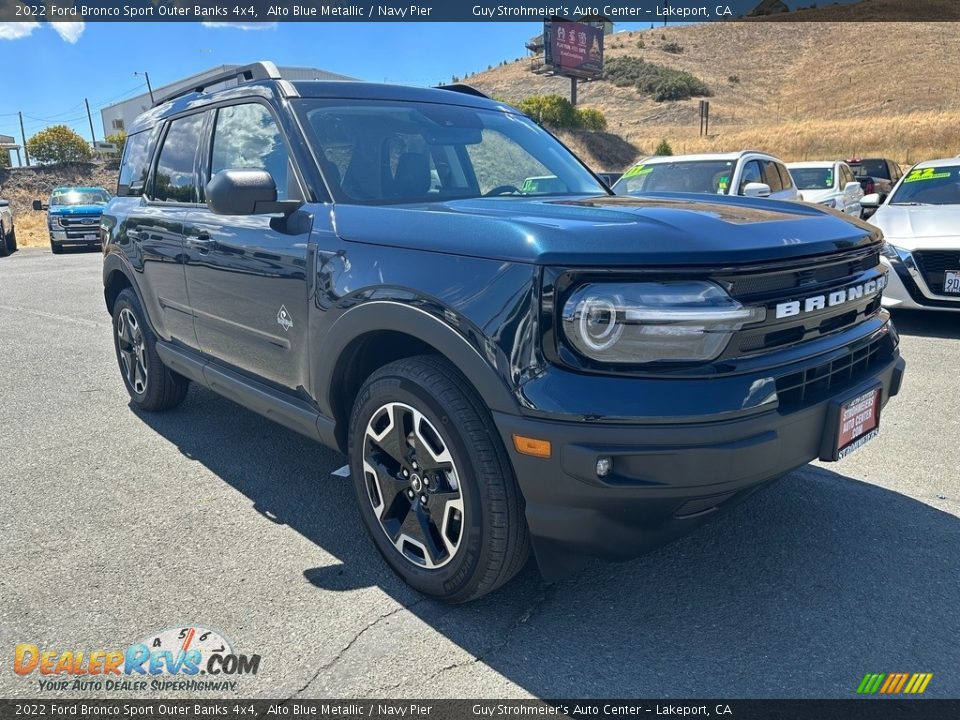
787;161;865;217
865;158;960;313
613;150;801;202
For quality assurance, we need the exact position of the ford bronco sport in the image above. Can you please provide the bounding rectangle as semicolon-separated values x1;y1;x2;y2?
102;62;905;602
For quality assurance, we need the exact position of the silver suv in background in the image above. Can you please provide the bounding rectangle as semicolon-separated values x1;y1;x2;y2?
614;150;801;202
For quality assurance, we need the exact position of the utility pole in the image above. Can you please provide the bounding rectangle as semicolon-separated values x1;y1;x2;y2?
18;111;29;167
135;71;155;105
570;77;577;106
84;98;96;147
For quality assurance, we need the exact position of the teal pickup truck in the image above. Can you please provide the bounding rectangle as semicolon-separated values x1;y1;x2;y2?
33;186;111;254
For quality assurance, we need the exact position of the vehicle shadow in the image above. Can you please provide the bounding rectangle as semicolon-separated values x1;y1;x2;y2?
135;388;960;698
891;309;960;339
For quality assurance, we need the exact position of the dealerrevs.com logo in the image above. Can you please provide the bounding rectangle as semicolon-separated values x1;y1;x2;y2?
13;626;261;693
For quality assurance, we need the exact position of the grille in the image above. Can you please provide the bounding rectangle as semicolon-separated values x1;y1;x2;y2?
775;333;893;408
722;250;880;299
913;250;960;294
58;215;100;228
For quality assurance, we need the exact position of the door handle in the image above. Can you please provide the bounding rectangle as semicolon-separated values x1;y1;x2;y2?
185;233;216;250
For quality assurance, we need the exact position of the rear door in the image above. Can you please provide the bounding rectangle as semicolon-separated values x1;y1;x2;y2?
116;114;207;345
183;100;312;391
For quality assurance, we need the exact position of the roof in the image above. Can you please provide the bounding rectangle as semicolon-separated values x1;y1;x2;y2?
911;157;960;168
787;161;843;168
633;150;777;165
52;186;109;193
131;79;507;134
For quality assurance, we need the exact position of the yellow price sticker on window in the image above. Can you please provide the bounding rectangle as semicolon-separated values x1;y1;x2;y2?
904;167;952;183
623;164;653;179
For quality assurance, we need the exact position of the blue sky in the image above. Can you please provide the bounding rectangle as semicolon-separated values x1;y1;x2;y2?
0;21;661;154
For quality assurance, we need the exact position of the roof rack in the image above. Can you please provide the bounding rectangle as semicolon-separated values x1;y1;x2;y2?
435;83;490;99
154;61;283;107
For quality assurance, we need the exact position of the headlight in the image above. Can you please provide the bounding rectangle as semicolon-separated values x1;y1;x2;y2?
818;198;837;208
561;281;766;364
881;242;911;262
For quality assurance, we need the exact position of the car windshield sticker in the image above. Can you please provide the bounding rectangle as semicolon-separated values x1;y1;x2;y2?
521;179;536;192
825;172;833;187
623;164;653;179
716;175;730;193
904;167;953;183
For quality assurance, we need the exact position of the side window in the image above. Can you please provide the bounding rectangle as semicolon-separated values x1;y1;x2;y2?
210;103;294;201
890;162;902;181
151;113;205;203
761;160;784;192
116;128;155;197
738;160;762;193
777;163;794;190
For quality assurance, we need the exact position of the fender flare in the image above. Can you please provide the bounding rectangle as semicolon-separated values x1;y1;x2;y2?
314;300;520;421
102;253;149;321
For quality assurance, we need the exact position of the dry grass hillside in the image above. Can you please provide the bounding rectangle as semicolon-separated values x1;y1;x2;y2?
466;9;960;170
0;163;117;248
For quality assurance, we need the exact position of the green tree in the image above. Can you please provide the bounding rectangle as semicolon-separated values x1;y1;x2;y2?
516;95;608;132
27;125;92;164
654;139;673;156
105;131;126;158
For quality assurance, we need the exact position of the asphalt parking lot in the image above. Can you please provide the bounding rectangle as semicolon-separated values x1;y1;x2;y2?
1;246;958;700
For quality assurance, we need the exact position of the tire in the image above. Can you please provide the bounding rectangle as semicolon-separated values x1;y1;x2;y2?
348;355;529;602
112;288;189;411
50;240;63;255
7;227;16;253
0;226;8;258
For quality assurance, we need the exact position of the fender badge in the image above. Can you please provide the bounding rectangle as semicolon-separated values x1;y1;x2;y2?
277;305;293;331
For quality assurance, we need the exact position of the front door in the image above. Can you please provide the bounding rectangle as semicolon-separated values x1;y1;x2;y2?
183;101;312;391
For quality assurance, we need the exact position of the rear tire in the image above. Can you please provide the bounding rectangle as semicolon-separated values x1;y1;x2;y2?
7;227;16;253
348;355;529;602
112;288;189;411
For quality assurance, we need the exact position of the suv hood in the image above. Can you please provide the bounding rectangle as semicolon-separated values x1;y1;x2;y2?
333;193;879;266
49;205;105;216
870;203;960;248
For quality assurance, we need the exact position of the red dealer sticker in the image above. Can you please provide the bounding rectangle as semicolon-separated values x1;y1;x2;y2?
836;387;881;459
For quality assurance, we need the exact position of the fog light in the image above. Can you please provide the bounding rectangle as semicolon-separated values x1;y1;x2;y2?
596;457;612;477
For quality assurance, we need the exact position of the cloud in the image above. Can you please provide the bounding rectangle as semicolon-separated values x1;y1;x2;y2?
201;21;278;30
0;21;84;43
50;22;85;43
0;22;39;40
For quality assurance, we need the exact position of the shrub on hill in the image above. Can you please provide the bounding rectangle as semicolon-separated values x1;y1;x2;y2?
603;56;711;102
516;95;607;131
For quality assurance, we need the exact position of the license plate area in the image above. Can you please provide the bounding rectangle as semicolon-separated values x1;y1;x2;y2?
944;270;960;294
819;385;881;461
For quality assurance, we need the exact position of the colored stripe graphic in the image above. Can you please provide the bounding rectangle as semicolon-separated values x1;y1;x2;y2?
857;673;932;694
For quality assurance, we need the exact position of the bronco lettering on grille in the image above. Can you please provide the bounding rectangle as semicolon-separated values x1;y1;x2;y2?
775;275;887;319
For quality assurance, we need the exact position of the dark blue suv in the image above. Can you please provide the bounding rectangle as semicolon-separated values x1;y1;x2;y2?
102;62;905;601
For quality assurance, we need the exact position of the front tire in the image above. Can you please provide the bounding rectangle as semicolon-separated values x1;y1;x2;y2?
348;355;529;602
112;288;189;411
7;227;16;253
50;239;63;255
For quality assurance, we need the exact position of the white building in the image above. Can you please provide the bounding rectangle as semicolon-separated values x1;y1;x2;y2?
100;64;354;135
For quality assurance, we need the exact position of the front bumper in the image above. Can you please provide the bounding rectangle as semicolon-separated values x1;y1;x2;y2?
493;328;906;581
882;256;960;313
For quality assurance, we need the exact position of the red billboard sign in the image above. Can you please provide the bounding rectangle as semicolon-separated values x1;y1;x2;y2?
544;20;604;79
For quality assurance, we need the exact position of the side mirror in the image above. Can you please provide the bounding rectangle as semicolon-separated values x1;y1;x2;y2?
860;193;881;209
32;199;47;211
206;169;278;216
743;182;771;198
0;200;8;208
844;181;862;193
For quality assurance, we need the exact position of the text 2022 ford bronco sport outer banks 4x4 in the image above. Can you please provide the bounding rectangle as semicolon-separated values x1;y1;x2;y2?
102;62;905;602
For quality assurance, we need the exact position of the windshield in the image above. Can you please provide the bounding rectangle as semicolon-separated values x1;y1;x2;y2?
294;99;607;204
613;160;736;196
889;166;960;205
50;189;110;206
791;167;834;190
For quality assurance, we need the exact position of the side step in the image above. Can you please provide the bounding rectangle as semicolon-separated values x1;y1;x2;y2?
156;341;337;448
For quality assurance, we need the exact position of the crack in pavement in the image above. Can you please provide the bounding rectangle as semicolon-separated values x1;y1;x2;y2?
284;596;431;702
361;583;559;696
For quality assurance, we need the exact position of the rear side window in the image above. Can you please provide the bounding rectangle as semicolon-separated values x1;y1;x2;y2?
210;103;295;201
761;160;784;192
116;129;155;197
151;113;206;203
776;163;794;190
